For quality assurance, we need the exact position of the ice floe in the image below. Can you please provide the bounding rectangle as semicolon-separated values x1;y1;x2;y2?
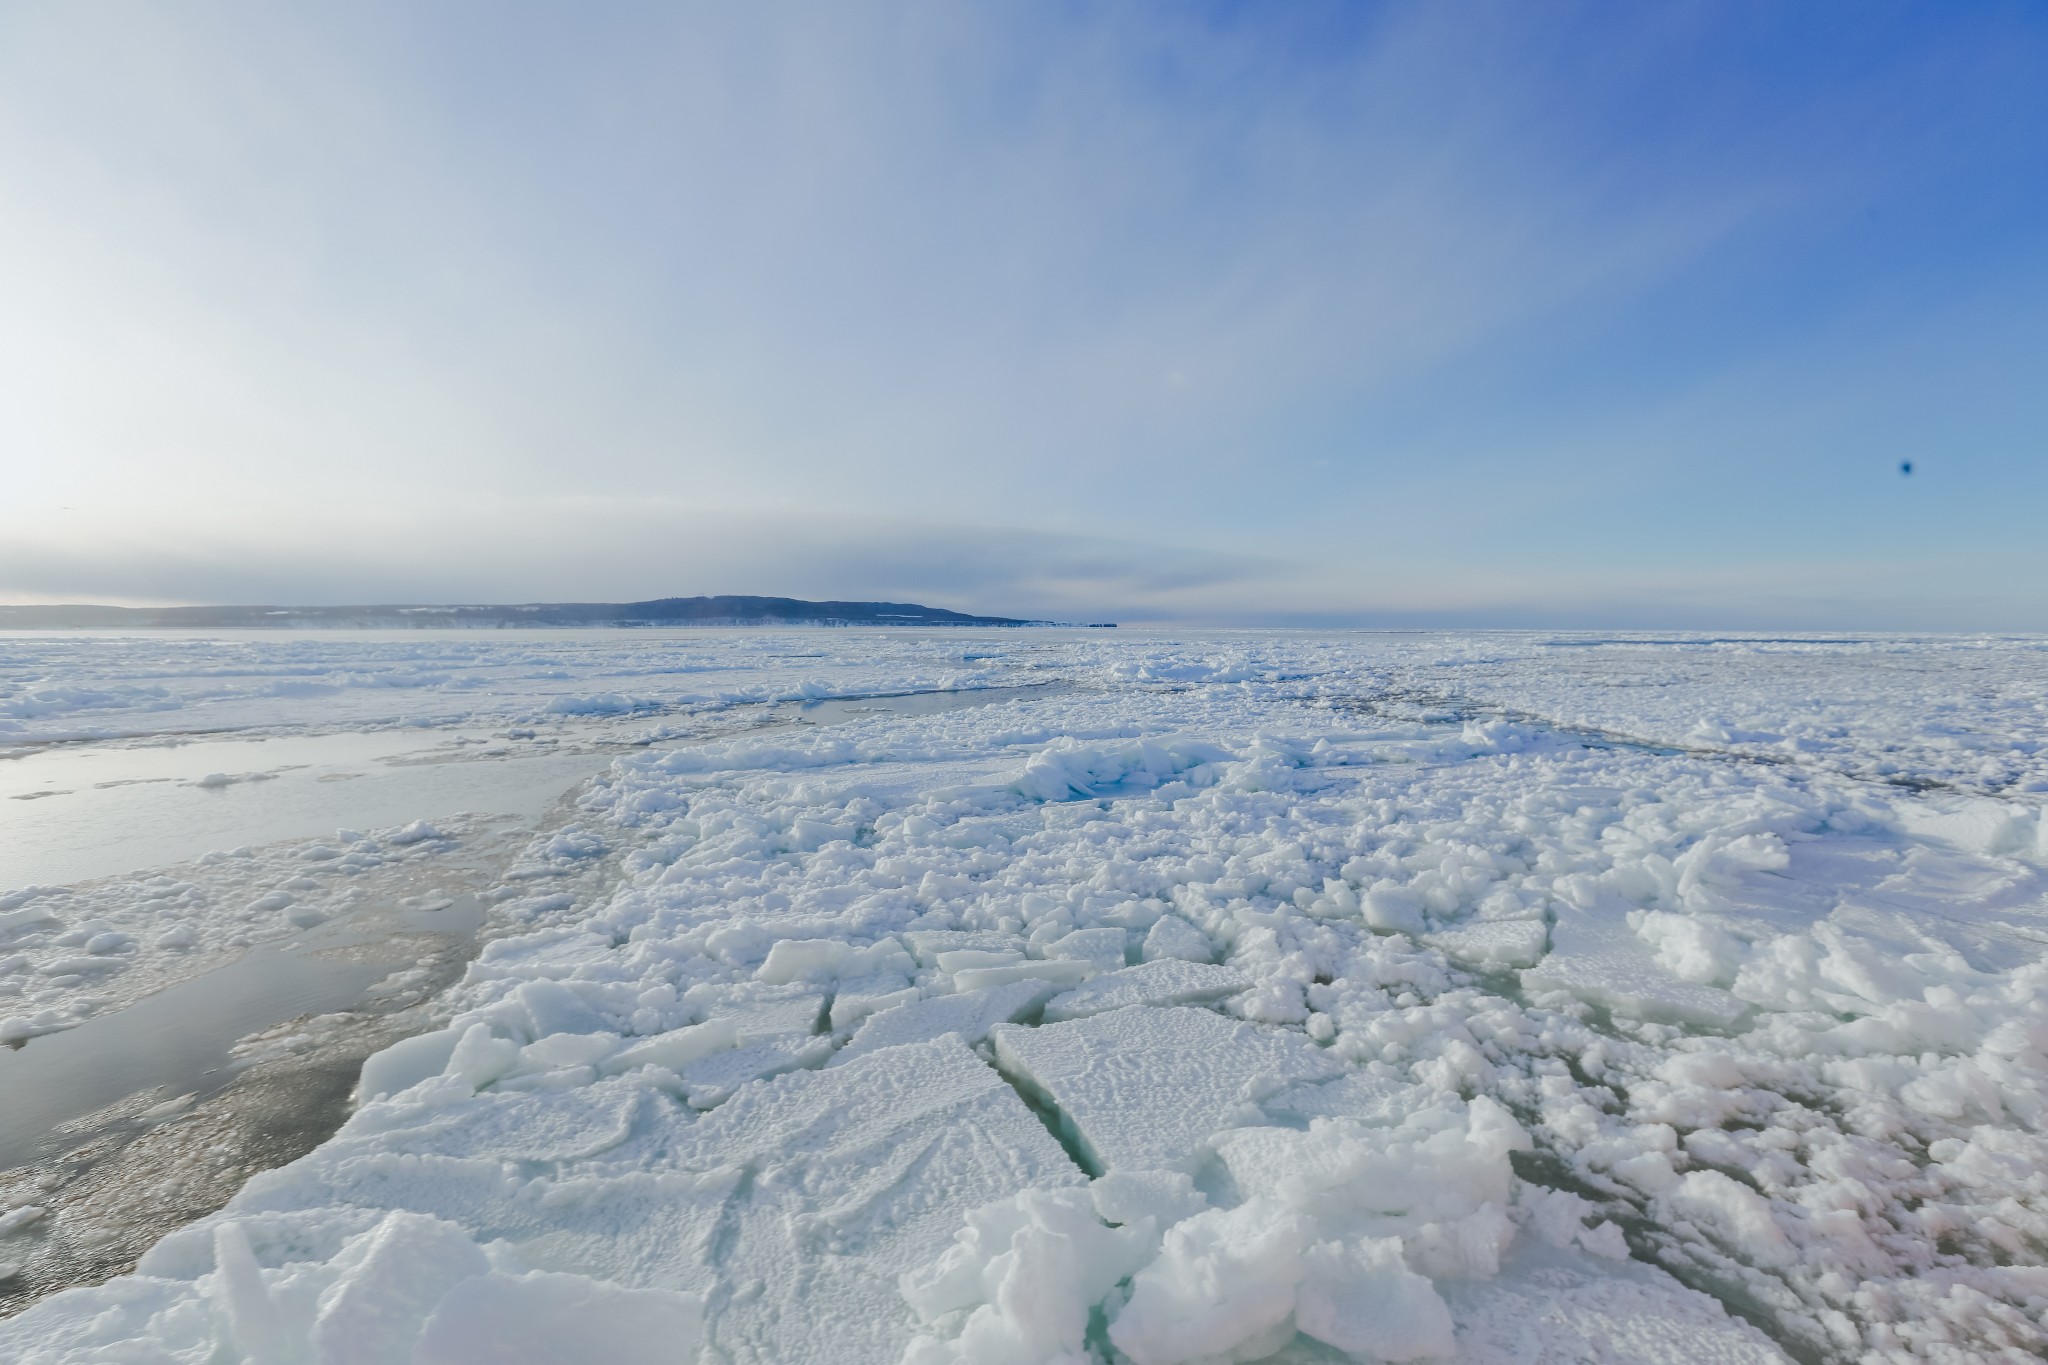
11;629;2048;1361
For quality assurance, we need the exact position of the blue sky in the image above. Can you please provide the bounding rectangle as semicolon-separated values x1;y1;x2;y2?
3;2;2045;625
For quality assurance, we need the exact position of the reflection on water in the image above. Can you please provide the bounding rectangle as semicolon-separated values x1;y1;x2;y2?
0;733;616;890
0;895;485;1170
0;953;386;1169
0;727;457;800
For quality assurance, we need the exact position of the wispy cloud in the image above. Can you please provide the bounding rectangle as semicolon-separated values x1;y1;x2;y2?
0;499;1283;619
2;495;2032;631
2;3;2045;623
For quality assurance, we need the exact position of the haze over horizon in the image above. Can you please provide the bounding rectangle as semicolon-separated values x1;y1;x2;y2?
5;3;2046;628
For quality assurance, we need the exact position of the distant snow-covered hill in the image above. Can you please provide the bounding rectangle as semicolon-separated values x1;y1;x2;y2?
0;595;1062;629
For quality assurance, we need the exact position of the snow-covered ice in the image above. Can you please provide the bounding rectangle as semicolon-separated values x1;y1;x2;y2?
8;628;2048;1362
993;1005;1342;1173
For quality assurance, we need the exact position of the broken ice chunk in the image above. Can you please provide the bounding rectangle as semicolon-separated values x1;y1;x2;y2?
1363;884;1427;935
680;1032;1083;1186
903;930;1025;967
308;1211;490;1364
1653;1170;1796;1269
1522;905;1748;1029
990;1006;1340;1173
603;989;831;1104
517;1029;621;1076
1259;1071;1431;1127
1040;927;1127;973
1107;1199;1308;1365
1141;915;1214;964
1040;959;1249;1023
1208;1097;1529;1277
898;1186;1156;1364
677;1036;834;1109
357;1027;464;1102
210;1223;293;1365
1091;1170;1207;1228
1427;919;1548;970
603;1017;739;1077
1629;909;1742;986
756;936;913;985
830;981;1057;1067
674;1037;1087;1363
1522;1187;1631;1261
707;992;828;1043
935;948;1023;974
950;959;1093;993
1295;1236;1455;1362
503;978;610;1041
826;971;920;1030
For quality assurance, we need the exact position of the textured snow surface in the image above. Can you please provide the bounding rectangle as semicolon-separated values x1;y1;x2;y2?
10;629;2048;1362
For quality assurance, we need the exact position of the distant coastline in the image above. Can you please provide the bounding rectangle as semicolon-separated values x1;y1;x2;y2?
0;595;1104;630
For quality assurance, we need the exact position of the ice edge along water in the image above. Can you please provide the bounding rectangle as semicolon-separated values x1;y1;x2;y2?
4;629;2048;1363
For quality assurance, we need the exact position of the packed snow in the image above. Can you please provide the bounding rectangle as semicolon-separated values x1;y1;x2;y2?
7;628;2048;1363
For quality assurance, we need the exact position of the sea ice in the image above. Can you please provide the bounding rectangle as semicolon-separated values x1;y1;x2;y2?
8;629;2048;1363
830;981;1058;1066
991;1006;1342;1173
1039;958;1248;1022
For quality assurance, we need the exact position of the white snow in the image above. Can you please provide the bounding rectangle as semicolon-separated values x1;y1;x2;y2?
11;628;2048;1362
993;1006;1344;1174
1040;959;1248;1022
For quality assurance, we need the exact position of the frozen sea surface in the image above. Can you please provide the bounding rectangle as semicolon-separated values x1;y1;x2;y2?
5;628;2048;1363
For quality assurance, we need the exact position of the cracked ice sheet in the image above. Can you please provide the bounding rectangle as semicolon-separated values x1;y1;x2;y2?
4;1037;1080;1365
993;1006;1341;1173
0;631;1043;746
8;630;2048;1364
0;629;1064;1039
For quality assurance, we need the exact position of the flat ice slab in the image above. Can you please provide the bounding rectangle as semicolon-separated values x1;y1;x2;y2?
991;1005;1341;1173
1040;958;1249;1022
142;1036;1084;1365
672;1035;1087;1363
828;980;1058;1066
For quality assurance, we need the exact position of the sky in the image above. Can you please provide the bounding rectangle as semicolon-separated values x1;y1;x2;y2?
3;1;2046;628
